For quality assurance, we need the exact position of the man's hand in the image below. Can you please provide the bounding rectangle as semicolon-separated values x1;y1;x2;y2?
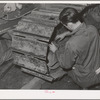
55;31;70;41
55;34;65;41
50;67;67;80
49;42;57;53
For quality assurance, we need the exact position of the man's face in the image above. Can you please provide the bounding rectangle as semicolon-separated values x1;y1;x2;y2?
65;22;75;31
61;21;75;31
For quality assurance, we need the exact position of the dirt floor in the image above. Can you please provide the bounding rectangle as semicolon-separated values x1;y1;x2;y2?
0;65;34;89
0;65;81;89
0;62;100;90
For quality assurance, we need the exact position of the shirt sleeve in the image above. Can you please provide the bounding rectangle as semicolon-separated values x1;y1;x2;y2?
55;43;77;69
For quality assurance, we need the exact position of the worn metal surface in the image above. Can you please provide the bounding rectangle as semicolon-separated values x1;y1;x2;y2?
39;4;86;12
11;33;48;57
21;68;53;82
15;20;55;38
13;52;48;74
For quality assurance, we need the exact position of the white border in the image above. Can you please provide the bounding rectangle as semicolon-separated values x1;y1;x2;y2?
0;1;100;99
0;1;99;4
0;90;100;99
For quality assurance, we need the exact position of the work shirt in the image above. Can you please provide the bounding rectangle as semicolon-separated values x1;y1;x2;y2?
83;4;100;34
56;23;100;88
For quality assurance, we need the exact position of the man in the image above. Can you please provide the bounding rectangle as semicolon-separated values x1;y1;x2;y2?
49;7;100;88
81;4;100;34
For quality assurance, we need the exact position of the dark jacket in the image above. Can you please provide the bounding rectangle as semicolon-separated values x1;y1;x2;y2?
56;23;100;88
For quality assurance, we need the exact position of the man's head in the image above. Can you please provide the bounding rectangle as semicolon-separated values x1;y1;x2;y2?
59;7;82;31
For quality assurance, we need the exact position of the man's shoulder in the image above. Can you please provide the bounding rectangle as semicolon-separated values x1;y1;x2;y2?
83;24;99;37
86;24;98;33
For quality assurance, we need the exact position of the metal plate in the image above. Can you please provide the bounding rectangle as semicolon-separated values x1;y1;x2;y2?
11;34;48;57
15;20;55;38
13;52;48;74
21;67;53;82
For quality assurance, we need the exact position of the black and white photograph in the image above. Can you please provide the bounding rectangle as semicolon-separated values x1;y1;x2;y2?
0;2;100;92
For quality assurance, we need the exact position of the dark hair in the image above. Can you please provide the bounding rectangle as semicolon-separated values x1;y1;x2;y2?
59;7;80;25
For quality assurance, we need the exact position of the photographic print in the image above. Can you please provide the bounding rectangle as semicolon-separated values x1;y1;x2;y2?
0;1;100;92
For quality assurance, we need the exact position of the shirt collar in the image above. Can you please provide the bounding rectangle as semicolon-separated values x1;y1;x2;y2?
70;22;86;36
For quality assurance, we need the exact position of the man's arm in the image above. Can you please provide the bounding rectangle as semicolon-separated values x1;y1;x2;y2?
49;42;77;80
55;43;77;69
55;31;71;41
